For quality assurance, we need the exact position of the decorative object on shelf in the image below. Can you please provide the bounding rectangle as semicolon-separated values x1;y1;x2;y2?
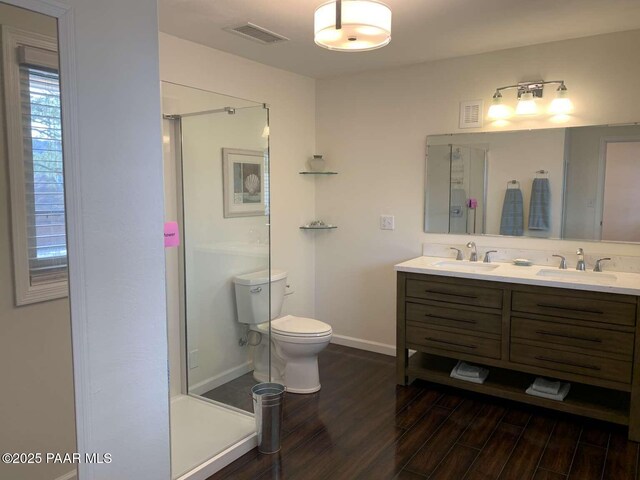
222;148;267;218
308;154;326;172
487;80;573;120
300;220;337;230
314;0;392;52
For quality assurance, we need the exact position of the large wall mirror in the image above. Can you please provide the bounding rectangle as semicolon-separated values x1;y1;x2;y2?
425;124;640;243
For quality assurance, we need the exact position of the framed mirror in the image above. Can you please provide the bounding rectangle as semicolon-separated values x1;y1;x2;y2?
425;124;640;243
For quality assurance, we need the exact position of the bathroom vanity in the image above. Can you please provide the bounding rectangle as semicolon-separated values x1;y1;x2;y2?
395;257;640;441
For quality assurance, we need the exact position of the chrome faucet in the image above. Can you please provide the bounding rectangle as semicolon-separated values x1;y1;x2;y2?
594;257;611;272
483;250;497;263
466;242;478;262
450;247;463;261
552;255;567;270
576;248;586;271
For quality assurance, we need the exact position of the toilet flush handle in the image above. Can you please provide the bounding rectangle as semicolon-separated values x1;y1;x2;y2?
250;287;262;293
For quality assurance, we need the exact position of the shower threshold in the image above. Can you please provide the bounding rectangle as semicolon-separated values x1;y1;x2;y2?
171;394;256;480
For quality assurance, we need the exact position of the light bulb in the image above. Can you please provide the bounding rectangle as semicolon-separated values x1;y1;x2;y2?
516;91;538;115
487;93;512;120
549;86;573;115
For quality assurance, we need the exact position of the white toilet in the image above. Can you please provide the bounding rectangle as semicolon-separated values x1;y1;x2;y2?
234;269;332;393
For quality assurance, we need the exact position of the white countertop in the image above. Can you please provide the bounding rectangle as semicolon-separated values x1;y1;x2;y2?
395;256;640;296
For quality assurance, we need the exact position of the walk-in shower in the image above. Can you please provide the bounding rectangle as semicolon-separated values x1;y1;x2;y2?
162;81;271;479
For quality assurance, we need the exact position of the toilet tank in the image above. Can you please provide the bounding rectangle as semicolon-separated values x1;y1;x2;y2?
233;269;287;324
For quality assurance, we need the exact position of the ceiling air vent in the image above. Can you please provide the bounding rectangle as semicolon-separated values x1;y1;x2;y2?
224;23;289;45
459;100;484;129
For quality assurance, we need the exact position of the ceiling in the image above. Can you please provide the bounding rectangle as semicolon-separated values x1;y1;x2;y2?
158;0;640;79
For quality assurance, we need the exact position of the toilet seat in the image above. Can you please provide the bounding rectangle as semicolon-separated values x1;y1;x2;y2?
253;315;332;338
272;315;332;337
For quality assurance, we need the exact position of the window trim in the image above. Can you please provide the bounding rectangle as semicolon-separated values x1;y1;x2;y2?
2;25;67;305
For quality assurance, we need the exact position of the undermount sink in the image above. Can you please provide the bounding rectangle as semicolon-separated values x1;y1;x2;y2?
432;260;500;272
536;269;618;285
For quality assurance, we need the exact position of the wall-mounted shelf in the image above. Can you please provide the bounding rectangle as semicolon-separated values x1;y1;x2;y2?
299;171;338;175
300;225;338;230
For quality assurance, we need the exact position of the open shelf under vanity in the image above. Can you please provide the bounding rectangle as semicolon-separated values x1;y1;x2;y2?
408;352;630;425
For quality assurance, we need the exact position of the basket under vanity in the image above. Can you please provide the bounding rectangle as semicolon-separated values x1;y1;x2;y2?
396;263;640;441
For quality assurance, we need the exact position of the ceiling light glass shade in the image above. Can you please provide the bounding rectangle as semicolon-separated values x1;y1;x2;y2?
516;92;538;115
487;95;512;120
314;0;392;52
549;88;573;115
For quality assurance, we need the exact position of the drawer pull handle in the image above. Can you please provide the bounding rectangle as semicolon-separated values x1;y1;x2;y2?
424;314;476;325
536;303;604;315
425;337;477;350
535;330;602;343
534;355;601;371
424;290;478;300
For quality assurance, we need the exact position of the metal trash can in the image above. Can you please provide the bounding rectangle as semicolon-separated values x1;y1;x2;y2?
251;382;285;454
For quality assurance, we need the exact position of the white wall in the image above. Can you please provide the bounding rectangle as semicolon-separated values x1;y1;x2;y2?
0;7;76;480
315;29;640;352
60;1;171;479
159;33;317;391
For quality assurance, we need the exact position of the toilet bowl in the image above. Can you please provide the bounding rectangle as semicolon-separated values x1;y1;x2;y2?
234;270;332;393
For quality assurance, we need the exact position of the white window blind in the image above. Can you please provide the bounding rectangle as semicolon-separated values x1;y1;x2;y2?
19;52;67;284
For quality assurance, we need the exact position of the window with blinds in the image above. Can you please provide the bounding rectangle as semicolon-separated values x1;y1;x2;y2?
20;64;67;284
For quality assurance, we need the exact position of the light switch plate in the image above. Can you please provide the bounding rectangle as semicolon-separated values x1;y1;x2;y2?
189;350;199;369
380;215;395;230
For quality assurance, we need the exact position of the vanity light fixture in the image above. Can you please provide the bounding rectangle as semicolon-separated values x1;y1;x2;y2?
549;83;573;115
487;80;572;119
516;91;538;116
487;91;513;120
314;0;392;52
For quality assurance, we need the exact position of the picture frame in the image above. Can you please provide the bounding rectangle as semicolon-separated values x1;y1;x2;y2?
222;148;267;218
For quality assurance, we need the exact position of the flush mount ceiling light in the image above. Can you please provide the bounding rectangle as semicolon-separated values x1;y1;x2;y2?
487;80;572;120
314;0;392;52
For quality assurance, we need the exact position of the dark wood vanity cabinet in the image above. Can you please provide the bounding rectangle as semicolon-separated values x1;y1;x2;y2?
396;271;640;441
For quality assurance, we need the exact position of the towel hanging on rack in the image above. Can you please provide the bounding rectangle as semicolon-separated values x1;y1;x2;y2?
500;182;524;236
529;177;551;231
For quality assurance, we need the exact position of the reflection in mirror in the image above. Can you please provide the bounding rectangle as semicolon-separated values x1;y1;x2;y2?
0;3;76;480
425;124;640;243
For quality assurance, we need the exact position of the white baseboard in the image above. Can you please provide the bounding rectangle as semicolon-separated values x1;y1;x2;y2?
330;334;396;356
54;470;76;480
189;362;253;396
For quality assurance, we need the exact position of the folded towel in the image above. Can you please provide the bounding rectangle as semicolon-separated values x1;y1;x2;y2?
455;361;482;378
500;188;524;236
450;361;489;384
531;377;561;395
528;178;551;231
526;382;570;401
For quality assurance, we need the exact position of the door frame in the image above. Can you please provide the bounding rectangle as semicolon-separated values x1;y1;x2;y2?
596;135;640;240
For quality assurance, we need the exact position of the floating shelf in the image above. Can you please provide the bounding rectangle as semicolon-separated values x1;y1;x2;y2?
299;171;338;175
299;225;338;230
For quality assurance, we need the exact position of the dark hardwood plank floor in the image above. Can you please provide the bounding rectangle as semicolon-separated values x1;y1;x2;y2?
206;344;639;480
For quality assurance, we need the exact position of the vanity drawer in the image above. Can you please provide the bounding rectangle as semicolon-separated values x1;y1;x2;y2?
407;323;501;359
512;291;636;326
511;317;634;358
406;278;503;309
510;341;632;384
407;302;501;335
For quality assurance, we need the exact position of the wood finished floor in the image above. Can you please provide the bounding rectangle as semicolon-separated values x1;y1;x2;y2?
206;345;639;480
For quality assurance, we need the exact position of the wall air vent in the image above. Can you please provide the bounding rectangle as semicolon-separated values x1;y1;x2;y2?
459;100;484;129
224;23;289;45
